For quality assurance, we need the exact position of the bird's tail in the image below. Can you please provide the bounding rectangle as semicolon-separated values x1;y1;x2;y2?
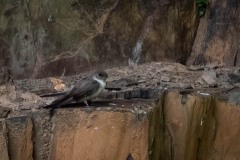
43;94;71;109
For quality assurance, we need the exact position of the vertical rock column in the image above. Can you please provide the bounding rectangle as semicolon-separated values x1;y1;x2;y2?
48;105;153;160
0;120;9;160
162;92;216;160
3;116;33;160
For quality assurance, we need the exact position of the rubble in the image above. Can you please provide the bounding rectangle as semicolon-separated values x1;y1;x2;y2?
0;62;239;160
201;70;217;87
0;62;239;115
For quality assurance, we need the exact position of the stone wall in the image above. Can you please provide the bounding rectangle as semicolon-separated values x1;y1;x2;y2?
187;0;240;66
1;92;240;160
0;0;198;78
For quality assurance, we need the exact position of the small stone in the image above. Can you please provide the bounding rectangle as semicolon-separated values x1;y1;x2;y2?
201;70;217;86
161;76;171;82
138;79;146;83
0;106;11;118
196;77;204;84
188;65;204;71
179;83;192;89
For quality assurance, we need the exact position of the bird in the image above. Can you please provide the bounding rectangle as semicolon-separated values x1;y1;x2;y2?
44;70;108;109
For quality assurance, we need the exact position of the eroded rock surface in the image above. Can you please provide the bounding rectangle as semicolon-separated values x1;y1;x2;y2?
0;62;239;160
187;0;240;66
0;0;198;78
0;91;240;160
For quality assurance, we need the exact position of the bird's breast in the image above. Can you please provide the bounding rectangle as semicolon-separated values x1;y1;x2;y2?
90;76;106;99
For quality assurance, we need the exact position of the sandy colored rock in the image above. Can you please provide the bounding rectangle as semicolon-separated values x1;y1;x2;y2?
161;76;171;82
49;104;153;160
210;101;240;160
163;92;215;160
187;0;240;66
5;116;33;160
0;90;239;160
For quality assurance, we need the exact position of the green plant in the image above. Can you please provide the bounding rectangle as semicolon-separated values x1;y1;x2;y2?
196;0;207;17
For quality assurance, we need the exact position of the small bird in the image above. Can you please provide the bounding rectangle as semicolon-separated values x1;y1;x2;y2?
44;70;108;109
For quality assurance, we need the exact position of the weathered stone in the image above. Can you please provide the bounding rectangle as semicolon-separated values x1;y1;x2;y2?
0;120;9;160
31;110;52;160
99;91;117;99
187;0;240;66
0;106;11;118
161;76;171;82
0;67;14;85
179;83;193;89
201;70;217;86
5;116;33;160
228;91;240;105
163;92;216;160
0;0;198;78
48;102;154;160
0;90;240;160
187;65;204;71
210;101;240;159
105;81;121;91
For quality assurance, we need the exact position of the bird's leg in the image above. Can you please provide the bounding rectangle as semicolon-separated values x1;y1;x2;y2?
84;100;89;107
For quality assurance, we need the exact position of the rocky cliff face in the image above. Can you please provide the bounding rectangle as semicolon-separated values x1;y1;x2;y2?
1;92;240;160
0;0;198;78
187;0;240;66
0;62;240;160
1;0;239;78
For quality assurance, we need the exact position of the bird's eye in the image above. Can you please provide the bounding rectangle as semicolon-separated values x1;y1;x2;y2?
99;73;103;77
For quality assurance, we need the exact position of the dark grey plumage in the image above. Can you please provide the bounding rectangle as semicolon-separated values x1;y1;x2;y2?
44;70;108;109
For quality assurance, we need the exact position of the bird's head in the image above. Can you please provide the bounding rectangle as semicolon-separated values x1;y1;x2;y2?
93;70;108;81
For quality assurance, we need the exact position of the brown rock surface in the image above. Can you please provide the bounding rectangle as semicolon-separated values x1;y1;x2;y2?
0;91;240;159
187;0;240;66
163;92;216;160
49;106;151;160
0;62;239;160
211;101;240;160
0;0;198;78
5;116;33;160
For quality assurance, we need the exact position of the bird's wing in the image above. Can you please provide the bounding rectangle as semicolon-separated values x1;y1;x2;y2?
43;90;72;109
70;78;100;101
43;78;100;109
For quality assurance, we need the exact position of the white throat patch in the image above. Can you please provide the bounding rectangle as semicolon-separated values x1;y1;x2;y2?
92;76;106;88
80;76;106;102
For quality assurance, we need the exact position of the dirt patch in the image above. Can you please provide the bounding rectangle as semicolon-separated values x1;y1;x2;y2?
0;85;46;114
